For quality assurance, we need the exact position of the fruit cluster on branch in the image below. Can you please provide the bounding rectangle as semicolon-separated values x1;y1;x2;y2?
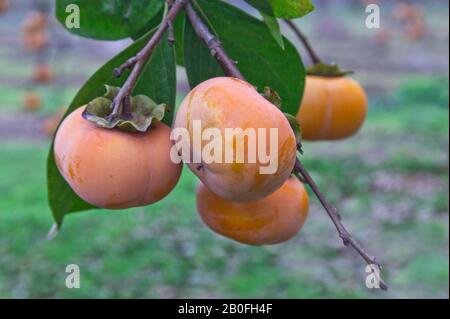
51;0;387;290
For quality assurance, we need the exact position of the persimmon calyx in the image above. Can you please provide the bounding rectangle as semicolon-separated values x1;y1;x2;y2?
307;62;353;77
82;86;167;133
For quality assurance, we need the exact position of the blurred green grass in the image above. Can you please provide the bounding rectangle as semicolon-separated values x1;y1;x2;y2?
0;82;448;298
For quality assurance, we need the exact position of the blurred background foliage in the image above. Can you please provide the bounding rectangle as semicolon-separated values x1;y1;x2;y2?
0;0;448;298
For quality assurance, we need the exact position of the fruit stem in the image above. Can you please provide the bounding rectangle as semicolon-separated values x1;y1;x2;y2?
185;2;244;79
109;0;190;120
294;158;388;291
284;20;322;65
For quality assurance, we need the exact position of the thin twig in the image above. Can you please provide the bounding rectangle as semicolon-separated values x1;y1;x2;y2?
113;56;138;78
185;5;387;290
167;20;175;46
294;158;388;290
185;2;243;79
109;0;189;119
284;19;322;65
167;0;176;46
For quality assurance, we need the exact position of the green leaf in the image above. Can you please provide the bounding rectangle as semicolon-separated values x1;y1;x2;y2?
55;0;165;40
244;0;284;49
184;17;224;88
47;31;176;228
133;34;176;123
173;12;186;65
269;0;315;19
184;0;305;116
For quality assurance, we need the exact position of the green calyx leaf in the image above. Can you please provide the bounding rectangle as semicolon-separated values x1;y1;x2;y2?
307;63;354;77
284;112;302;147
82;87;167;133
117;95;167;132
261;86;282;109
103;85;120;100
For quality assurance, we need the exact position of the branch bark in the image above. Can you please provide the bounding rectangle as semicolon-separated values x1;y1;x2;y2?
186;5;388;290
109;0;189;119
284;20;322;65
185;2;243;79
294;158;388;290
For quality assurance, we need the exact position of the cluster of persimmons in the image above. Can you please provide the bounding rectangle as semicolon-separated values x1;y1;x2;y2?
54;73;367;245
21;9;55;114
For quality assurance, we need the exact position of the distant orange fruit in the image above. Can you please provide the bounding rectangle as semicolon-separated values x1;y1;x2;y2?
32;63;54;83
296;75;368;141
23;31;49;52
23;92;42;111
0;0;10;14
21;10;48;32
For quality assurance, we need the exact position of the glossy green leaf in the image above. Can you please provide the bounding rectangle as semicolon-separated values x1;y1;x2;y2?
55;0;165;40
173;12;186;65
244;0;284;49
184;0;305;116
269;0;314;19
47;31;176;228
184;17;224;88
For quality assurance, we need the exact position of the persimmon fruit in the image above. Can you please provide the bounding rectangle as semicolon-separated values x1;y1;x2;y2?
197;177;309;245
296;75;368;141
0;0;9;13
54;106;182;209
23;31;49;52
174;77;297;203
23;92;41;111
22;10;48;32
32;63;54;83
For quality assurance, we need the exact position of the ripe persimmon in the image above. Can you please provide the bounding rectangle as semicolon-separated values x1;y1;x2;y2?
197;177;309;245
23;30;49;52
23;91;41;111
32;63;54;83
0;0;9;13
54;106;182;209
22;10;48;32
296;75;368;141
174;77;297;203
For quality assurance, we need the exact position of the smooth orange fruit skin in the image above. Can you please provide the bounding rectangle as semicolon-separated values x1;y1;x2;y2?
174;77;297;203
296;76;368;141
54;106;182;209
197;177;309;245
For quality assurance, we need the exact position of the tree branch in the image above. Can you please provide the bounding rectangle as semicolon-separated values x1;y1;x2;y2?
109;0;189;119
186;4;387;290
185;2;244;79
284;20;322;65
294;158;388;290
